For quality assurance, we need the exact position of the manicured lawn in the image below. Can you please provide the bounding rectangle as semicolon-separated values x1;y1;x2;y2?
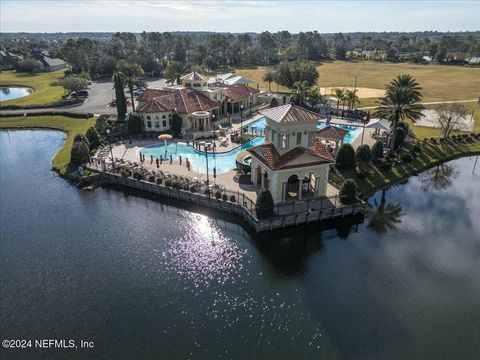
331;137;480;197
0;115;96;175
0;69;66;107
410;103;480;139
235;61;480;107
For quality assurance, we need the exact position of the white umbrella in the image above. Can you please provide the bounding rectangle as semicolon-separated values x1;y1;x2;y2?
365;118;391;130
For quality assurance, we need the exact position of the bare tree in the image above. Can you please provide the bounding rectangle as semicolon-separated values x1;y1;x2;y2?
436;103;469;138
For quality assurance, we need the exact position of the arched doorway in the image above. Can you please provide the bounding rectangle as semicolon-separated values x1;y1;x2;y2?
286;174;299;200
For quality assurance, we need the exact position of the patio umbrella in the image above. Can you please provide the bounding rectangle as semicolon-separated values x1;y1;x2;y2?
365;118;391;138
158;134;173;157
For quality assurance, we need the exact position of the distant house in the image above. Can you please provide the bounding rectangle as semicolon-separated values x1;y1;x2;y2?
39;56;67;72
208;73;254;86
0;47;23;70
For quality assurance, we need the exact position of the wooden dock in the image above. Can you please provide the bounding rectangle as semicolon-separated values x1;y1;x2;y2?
91;170;366;233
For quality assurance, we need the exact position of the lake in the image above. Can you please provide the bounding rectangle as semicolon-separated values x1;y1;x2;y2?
1;130;479;360
0;86;33;101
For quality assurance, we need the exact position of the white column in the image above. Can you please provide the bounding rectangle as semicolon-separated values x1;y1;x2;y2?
298;180;302;200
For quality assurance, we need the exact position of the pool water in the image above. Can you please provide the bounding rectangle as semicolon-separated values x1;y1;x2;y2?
141;118;363;175
140;136;265;174
0;86;32;101
245;117;363;144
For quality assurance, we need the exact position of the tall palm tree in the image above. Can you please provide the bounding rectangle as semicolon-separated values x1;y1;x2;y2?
112;72;127;120
307;87;322;110
344;89;360;110
333;88;345;110
164;61;186;85
116;60;145;112
374;74;424;151
262;69;275;92
367;189;402;234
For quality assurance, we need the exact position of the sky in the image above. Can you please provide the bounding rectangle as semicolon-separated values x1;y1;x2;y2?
1;0;479;33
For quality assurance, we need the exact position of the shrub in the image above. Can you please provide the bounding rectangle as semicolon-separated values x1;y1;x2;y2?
74;134;89;146
156;177;163;185
256;190;274;219
165;179;172;187
70;140;90;164
204;189;211;196
86;127;100;150
270;97;279;108
393;127;406;150
412;144;422;153
335;143;356;169
371;141;384;160
215;190;222;199
118;166;131;177
355;144;372;163
339;179;357;205
222;193;228;201
189;184;197;192
148;175;155;182
355;162;370;179
229;195;236;202
401;153;413;162
397;121;409;134
172;180;182;189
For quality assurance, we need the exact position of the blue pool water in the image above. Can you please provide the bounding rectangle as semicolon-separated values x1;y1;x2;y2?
141;136;265;174
0;86;32;101
141;118;363;174
246;117;363;144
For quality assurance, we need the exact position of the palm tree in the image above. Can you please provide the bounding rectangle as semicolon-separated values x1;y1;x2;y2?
367;189;402;234
262;69;275;92
344;89;360;110
420;164;457;191
374;74;424;151
333;88;345;110
116;60;145;112
164;61;186;85
307;87;322;110
293;81;311;106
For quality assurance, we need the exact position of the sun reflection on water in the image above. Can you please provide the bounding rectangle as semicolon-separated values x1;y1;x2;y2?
162;213;246;287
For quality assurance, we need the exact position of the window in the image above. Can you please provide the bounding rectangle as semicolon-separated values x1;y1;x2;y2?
308;131;315;146
281;134;288;149
146;116;151;120
155;116;159;120
185;83;191;87
169;114;172;118
162;115;166;119
147;121;152;128
194;83;200;87
169;119;172;125
162;120;167;127
155;121;160;128
296;132;302;145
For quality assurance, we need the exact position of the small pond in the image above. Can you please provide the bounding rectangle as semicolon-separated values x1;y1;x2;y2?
0;86;33;101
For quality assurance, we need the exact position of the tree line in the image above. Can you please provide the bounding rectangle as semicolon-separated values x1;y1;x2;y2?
2;31;479;78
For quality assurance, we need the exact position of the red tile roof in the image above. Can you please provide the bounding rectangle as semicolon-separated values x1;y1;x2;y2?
316;125;349;140
137;88;218;114
137;88;175;103
249;142;334;171
260;104;320;123
211;82;258;101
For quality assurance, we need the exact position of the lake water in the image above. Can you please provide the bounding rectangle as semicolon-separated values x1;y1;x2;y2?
0;86;32;101
1;130;479;360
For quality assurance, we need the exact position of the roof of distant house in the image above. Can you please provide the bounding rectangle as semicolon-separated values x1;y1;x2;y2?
260;104;320;124
137;88;218;114
316;125;349;140
137;88;176;103
248;142;334;171
181;71;208;82
209;73;253;85
40;56;66;67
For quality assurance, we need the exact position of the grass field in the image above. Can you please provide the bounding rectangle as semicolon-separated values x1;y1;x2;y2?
235;61;480;107
0;115;96;175
331;137;480;197
0;70;66;107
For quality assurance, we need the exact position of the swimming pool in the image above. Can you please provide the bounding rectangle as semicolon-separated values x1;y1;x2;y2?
245;117;363;144
140;136;265;174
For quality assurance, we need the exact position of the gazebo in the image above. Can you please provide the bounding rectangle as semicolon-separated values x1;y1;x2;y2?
316;125;349;150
